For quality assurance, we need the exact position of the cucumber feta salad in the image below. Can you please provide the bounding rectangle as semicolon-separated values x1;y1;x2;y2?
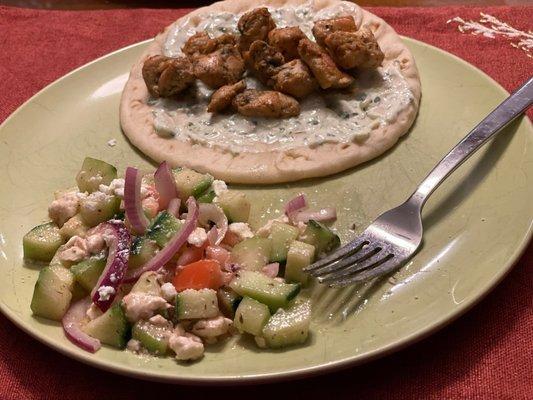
24;157;340;361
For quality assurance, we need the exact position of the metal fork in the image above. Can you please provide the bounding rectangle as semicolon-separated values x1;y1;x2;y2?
305;76;533;287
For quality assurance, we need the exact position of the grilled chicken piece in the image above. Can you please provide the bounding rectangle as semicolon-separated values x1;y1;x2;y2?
312;16;357;47
183;32;239;59
207;80;247;113
273;59;317;98
194;44;246;89
244;40;285;86
237;7;276;53
232;89;300;118
215;33;239;47
182;32;217;59
297;38;353;89
142;55;195;97
267;26;307;61
324;28;384;69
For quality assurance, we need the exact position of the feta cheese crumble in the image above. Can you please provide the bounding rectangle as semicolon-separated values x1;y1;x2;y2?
126;339;141;352
97;285;116;302
99;178;125;198
82;191;114;212
48;191;80;227
187;227;208;247
191;316;233;339
121;292;169;322
161;282;178;302
212;180;228;196
228;222;254;241
169;329;204;361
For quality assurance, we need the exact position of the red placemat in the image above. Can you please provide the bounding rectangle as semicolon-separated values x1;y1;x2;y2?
0;5;531;399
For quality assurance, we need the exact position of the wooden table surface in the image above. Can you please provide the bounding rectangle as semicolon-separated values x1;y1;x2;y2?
1;0;529;9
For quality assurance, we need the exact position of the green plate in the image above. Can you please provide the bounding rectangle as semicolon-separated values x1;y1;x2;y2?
0;37;531;384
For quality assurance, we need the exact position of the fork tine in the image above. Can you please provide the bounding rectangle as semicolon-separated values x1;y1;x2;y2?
303;238;369;273
328;256;401;287
309;243;380;278
317;251;390;284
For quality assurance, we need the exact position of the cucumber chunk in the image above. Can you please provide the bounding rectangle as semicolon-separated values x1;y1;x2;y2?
175;289;219;320
147;211;183;247
300;220;340;255
76;157;117;193
229;270;300;313
217;287;242;318
285;241;315;286
173;168;213;200
234;297;270;336
215;191;250;223
70;257;106;292
132;320;172;355
30;264;74;321
197;190;216;204
58;214;89;240
71;282;89;302
269;222;299;262
79;194;121;227
230;237;272;271
130;271;161;296
23;222;65;262
83;303;130;348
128;236;158;270
262;300;311;348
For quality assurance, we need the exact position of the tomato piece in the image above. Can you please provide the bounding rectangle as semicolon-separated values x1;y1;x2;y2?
172;259;223;292
206;246;230;266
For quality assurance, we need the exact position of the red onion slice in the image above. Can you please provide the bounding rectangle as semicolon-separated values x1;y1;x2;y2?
154;161;178;209
291;207;337;223
262;262;280;278
284;194;308;216
62;297;101;353
124;197;199;282
91;220;131;312
206;226;218;246
167;198;181;218
124;167;150;235
198;203;228;245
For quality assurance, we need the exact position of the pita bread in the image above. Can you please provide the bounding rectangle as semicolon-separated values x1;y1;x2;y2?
120;0;421;184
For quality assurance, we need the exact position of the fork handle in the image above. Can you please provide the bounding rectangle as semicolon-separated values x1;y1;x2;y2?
410;76;533;208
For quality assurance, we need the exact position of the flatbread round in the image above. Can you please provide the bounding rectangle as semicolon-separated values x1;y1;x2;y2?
120;0;421;184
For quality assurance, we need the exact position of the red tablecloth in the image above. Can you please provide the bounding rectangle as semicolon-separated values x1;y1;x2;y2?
0;4;531;399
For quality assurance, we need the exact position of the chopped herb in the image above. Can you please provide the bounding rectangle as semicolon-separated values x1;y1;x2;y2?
339;111;350;119
374;96;381;103
355;93;366;101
